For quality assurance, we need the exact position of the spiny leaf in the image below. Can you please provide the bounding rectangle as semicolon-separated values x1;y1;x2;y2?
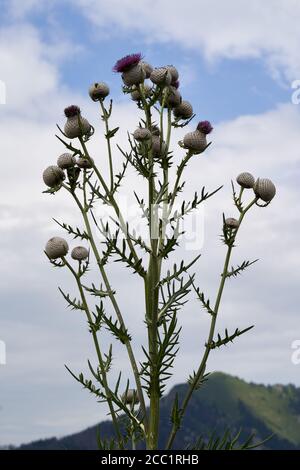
226;259;259;278
158;255;201;287
105;127;119;139
208;325;254;349
95;305;131;344
58;287;85;311
53;218;90;240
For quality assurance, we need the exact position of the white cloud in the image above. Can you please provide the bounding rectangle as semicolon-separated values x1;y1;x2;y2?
72;0;300;82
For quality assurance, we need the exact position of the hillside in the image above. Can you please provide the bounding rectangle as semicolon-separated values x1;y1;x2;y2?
18;373;300;450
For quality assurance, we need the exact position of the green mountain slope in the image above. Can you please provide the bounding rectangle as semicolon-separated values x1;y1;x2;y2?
19;373;300;450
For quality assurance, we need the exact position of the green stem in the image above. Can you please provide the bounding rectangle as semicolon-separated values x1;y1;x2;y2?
165;197;258;449
99;100;114;193
139;84;161;449
63;182;148;432
63;257;123;448
78;136;140;266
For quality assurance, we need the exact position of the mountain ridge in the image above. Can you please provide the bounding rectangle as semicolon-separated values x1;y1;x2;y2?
17;372;300;450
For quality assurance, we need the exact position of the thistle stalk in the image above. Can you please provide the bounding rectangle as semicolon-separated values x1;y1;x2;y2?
62;257;123;448
166;196;258;449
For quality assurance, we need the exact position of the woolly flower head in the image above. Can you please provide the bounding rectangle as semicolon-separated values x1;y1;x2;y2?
113;53;142;73
197;120;213;134
64;105;81;118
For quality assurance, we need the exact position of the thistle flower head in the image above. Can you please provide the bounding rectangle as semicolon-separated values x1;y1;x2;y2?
167;65;179;82
45;237;68;259
197;120;213;134
121;389;139;405
64;105;81;118
172;80;180;89
254;178;276;202
43;165;65;188
133;127;152;142
236;172;255;189
89;82;110;101
113;53;142;73
71;246;89;261
57;153;76;170
77;157;94;169
225;217;239;229
173;100;193;119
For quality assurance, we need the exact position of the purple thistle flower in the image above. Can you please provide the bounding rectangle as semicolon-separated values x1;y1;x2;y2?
113;53;143;73
197;120;213;134
172;80;180;89
64;105;81;118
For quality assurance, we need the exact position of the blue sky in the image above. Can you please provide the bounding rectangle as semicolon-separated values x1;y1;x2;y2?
0;0;300;447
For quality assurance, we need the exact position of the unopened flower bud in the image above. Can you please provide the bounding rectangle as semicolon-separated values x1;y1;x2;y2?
133;127;152;142
122;63;146;86
167;65;179;83
89;82;110;101
236;172;255;189
161;86;182;108
71;246;89;261
173;100;193;119
254;178;276;202
225;218;239;229
141;61;153;78
183;121;213;152
64;105;92;139
121;389;139;405
43;165;65;187
150;67;172;86
150;125;160;136
45;237;68;259
131;84;151;101
77;157;94;169
152;135;167;157
57;153;76;169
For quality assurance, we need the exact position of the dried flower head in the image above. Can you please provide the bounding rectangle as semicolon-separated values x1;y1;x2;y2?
45;237;68;259
225;217;239;229
236;172;255;189
254;178;276;202
43;165;65;188
121;389;139;405
71;246;89;261
57;153;76;169
64;105;81;118
113;53;142;73
197;120;213;134
89;82;110;101
173;100;193;119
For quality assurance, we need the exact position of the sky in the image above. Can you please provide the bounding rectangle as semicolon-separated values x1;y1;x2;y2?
0;0;300;446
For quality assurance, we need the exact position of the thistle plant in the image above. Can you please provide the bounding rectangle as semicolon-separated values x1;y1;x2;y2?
43;53;276;450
